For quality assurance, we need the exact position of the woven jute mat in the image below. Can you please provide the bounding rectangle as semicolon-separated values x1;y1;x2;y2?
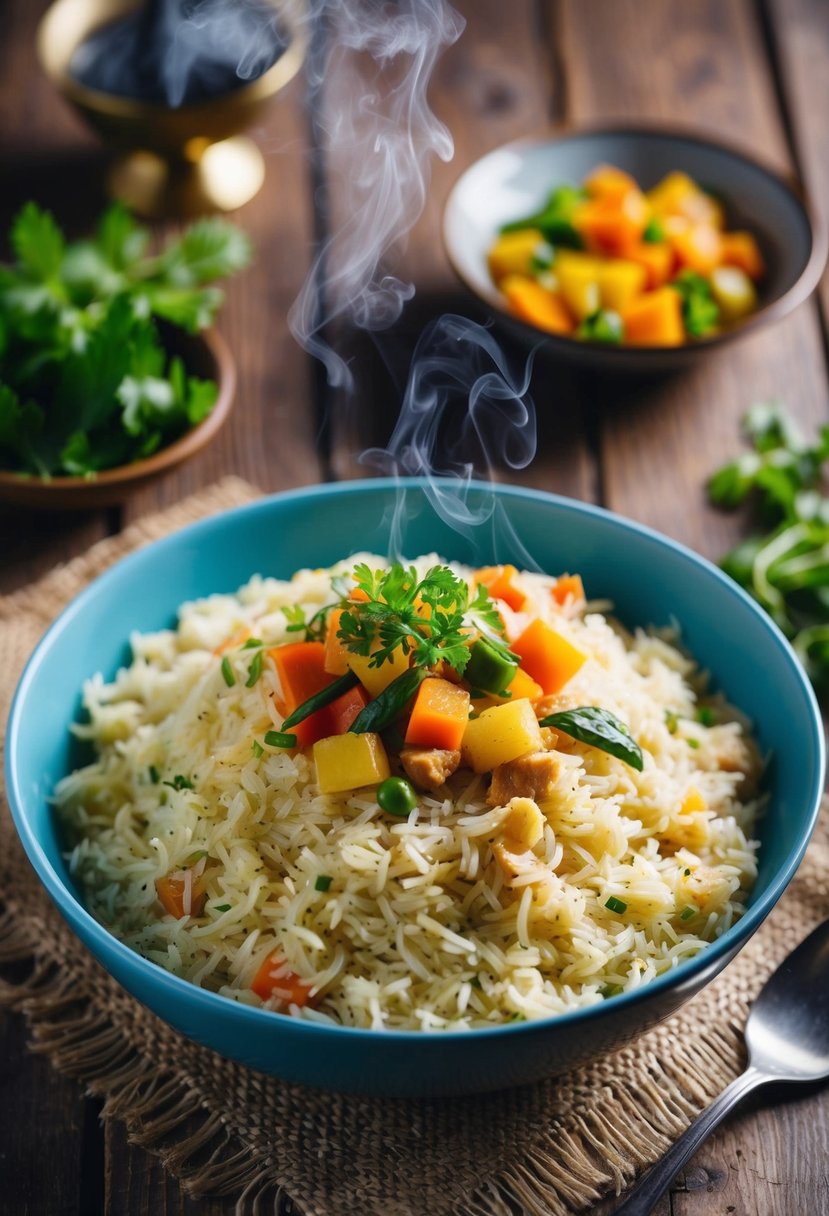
1;476;827;1216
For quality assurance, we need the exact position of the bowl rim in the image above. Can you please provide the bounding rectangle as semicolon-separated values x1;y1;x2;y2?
6;477;826;1045
37;0;308;120
0;327;236;501
442;121;829;359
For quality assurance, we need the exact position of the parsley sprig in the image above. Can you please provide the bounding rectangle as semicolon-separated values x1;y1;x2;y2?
337;563;509;677
0;202;251;477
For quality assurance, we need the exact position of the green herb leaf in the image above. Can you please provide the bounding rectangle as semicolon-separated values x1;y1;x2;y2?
314;875;333;892
11;203;65;280
577;309;624;345
540;706;644;771
245;651;264;687
163;774;194;791
221;655;235;687
214;903;232;913
673;270;719;338
148;765;160;783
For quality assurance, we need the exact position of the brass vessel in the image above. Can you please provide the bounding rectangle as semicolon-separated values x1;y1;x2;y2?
37;0;307;216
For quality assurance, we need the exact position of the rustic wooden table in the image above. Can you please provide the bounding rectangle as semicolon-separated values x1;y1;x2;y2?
2;0;828;1212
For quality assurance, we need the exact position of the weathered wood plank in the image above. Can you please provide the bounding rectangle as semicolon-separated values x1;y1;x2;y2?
326;0;595;506
105;1119;234;1216
554;0;829;560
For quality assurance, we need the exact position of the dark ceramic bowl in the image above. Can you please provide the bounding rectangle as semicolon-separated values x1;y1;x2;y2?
6;481;824;1095
443;125;827;373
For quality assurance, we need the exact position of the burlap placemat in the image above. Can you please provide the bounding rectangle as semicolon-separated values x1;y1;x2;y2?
1;476;827;1216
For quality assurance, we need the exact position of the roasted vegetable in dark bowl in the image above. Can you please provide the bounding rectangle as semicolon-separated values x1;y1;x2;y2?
0;203;248;506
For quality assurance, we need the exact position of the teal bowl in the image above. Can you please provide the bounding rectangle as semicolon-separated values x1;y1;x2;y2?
6;480;825;1096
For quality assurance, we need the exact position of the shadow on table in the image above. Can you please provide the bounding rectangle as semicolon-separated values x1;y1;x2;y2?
0;146;110;235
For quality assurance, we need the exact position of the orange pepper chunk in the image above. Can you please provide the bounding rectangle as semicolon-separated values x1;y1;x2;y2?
405;677;471;751
720;231;765;280
584;164;639;203
574;190;649;254
324;607;350;675
476;564;528;611
251;951;316;1007
500;276;575;336
620;287;684;347
511;618;587;695
271;641;332;711
669;223;723;275
622;241;675;289
155;863;207;919
551;574;585;607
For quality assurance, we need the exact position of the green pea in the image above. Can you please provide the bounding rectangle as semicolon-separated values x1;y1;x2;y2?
377;777;418;817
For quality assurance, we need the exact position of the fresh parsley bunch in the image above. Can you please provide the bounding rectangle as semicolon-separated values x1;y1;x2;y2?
0;202;251;477
709;403;829;694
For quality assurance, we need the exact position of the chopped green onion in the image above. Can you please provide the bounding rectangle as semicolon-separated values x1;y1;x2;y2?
252;740;264;759
687;737;700;749
680;906;696;921
242;637;263;649
314;875;333;892
605;895;628;915
470;975;483;990
186;850;207;863
148;765;159;784
281;670;359;730
695;706;716;726
221;655;235;687
264;729;297;749
577;308;624;345
599;983;624;999
245;651;263;687
665;710;680;734
214;903;231;913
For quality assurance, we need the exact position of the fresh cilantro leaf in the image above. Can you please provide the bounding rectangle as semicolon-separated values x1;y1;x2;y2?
159;219;252;287
96;203;148;270
11;203;65;281
141;285;224;333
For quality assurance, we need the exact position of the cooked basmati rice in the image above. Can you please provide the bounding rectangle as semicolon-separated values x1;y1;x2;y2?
57;556;761;1030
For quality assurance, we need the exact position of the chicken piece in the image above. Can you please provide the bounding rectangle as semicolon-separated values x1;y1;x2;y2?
487;751;561;807
400;746;461;792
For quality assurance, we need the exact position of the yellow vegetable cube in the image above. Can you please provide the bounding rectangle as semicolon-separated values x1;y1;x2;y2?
597;259;647;310
709;266;758;322
680;786;706;815
502;796;545;852
646;172;724;228
347;647;410;698
555;251;602;320
313;732;390;794
461;699;544;773
487;228;548;283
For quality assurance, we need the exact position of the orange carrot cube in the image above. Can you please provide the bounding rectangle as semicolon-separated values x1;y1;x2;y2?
405;677;471;751
511;619;587;695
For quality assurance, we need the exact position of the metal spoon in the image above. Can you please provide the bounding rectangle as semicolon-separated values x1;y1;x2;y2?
614;917;829;1215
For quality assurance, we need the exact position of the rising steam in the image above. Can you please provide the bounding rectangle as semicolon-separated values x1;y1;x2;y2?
288;0;466;389
363;315;540;564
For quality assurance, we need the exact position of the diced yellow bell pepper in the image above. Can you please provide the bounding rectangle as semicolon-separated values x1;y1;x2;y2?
487;228;547;283
680;786;706;816
554;251;602;320
313;731;390;794
461;699;544;773
346;647;410;698
597;259;648;310
646;172;724;228
710;266;758;322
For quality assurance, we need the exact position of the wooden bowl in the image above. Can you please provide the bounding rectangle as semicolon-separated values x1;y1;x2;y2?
443;124;828;374
0;327;236;509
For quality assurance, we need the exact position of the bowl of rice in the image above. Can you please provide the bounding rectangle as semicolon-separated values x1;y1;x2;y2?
5;480;824;1096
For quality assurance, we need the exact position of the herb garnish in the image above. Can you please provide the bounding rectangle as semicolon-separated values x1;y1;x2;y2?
245;651;264;687
337;563;508;677
314;875;333;892
264;729;297;749
163;774;194;791
220;655;235;687
605;896;628;915
0;203;250;477
540;706;644;771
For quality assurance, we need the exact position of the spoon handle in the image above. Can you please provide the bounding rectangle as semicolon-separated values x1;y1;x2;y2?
612;1064;767;1215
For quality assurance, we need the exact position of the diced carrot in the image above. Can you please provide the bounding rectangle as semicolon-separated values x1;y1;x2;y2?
155;863;206;919
511;619;588;695
476;564;528;611
584;164;639;202
620;287;684;346
405;677;471;751
551;574;585;607
326;683;371;735
500;275;575;336
324;608;350;675
251;950;315;1007
720;231;765;280
668;223;722;275
212;627;250;657
270;641;332;711
574;190;649;254
622;241;675;289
